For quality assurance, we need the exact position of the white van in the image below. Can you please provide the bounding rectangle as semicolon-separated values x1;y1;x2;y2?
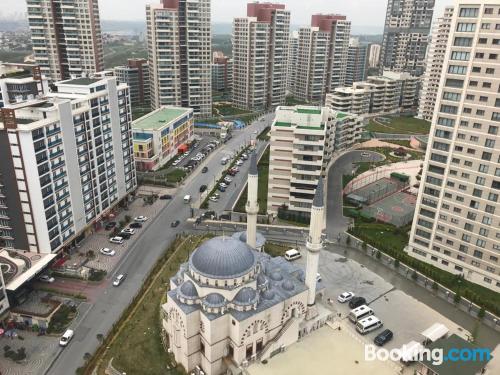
356;316;383;334
184;195;191;203
284;249;301;261
59;329;74;347
348;305;374;323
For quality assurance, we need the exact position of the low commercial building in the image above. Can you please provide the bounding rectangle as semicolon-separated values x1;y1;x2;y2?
132;106;194;171
0;76;136;254
326;71;420;116
267;105;362;216
0;62;49;108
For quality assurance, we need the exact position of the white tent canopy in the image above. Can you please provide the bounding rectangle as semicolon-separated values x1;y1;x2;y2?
421;323;449;342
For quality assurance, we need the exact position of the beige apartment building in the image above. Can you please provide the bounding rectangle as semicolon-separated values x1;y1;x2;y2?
419;7;455;121
267;106;362;216
326;71;420;116
406;0;500;292
146;0;212;117
26;0;104;81
232;3;290;111
294;14;351;104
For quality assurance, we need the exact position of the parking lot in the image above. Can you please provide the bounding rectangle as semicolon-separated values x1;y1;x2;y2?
294;249;470;356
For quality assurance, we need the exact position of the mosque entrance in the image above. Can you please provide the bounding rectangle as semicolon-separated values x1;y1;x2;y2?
228;344;234;358
256;338;263;353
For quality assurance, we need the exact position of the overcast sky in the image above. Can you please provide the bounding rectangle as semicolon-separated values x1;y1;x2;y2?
2;0;450;27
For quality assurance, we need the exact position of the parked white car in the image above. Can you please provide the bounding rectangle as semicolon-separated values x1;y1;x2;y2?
134;216;148;222
39;275;55;283
109;236;124;244
337;292;355;303
121;228;135;235
113;274;126;286
99;247;116;256
209;195;219;202
236;160;244;166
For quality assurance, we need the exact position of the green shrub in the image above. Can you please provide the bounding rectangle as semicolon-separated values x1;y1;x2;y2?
411;270;418;280
454;294;462;305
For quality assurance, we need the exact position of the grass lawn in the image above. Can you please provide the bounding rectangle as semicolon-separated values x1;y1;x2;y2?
166;168;187;182
264;242;291;257
366;116;431;135
213;103;249;116
285;96;310;106
93;235;209;375
385;140;412;148
350;221;410;252
233;146;269;214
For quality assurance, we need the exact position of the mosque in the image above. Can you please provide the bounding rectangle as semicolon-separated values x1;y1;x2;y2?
161;153;332;375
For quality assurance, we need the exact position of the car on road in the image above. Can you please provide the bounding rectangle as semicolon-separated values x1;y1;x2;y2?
348;296;367;309
236;159;244;166
134;216;148;222
39;274;55;283
202;166;208;173
241;153;248;160
105;222;116;230
172;160;179;166
113;273;126;286
199;184;207;193
284;249;301;261
59;329;74;347
224;176;232;183
361;152;370;157
374;329;393;346
110;236;124;244
129;222;142;229
184;195;191;203
99;247;116;256
219;214;231;221
218;185;226;192
219;182;228;188
160;194;172;200
121;228;135;235
171;220;180;227
337;292;355;303
209;195;219;202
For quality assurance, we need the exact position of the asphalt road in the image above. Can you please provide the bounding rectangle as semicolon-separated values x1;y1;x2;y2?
325;150;385;239
45;114;273;375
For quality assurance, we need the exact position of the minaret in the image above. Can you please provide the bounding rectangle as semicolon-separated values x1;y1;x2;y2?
305;177;324;315
246;152;259;249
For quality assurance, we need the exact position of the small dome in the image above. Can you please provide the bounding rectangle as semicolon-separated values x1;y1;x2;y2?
178;280;198;299
269;271;283;281
256;273;268;287
262;289;275;300
233;287;258;305
232;231;267;248
282;280;295;291
204;293;226;307
190;237;256;279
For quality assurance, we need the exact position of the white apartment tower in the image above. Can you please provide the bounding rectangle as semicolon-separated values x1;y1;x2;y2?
380;0;435;77
286;31;299;95
406;0;500;292
419;6;455;121
369;44;381;68
294;14;351;104
146;0;212;117
26;0;104;82
0;77;136;254
232;2;290;111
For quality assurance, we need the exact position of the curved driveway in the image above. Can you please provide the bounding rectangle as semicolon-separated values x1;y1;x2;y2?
325;150;384;238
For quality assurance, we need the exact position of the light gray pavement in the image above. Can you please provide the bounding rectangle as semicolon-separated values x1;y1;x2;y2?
44;113;274;375
325;150;385;238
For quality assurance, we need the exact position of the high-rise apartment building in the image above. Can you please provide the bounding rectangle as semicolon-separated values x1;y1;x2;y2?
406;0;500;292
114;59;151;109
0;76;136;254
345;38;369;86
212;52;233;92
369;43;381;68
232;2;290;111
380;0;435;77
26;0;104;81
294;14;351;104
286;31;299;94
267;106;362;216
146;0;212;117
418;7;454;121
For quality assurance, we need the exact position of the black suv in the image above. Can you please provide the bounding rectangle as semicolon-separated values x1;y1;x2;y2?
199;184;207;193
348;296;366;309
374;329;393;346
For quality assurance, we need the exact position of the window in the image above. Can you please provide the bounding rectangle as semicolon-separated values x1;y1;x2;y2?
476;240;486;249
475;53;484;59
478;37;487;44
435;129;451;139
482;82;491;88
437;117;455;127
486;68;495;74
454;37;472;46
476;176;486;186
479;228;489;237
445;78;464;88
485;139;495;148
482;216;492;225
431;153;447;163
492;112;500;122
482;151;492;161
443;92;461;101
450;51;470;61
473;123;482;129
481;23;491;30
478;164;489;173
469;80;478;87
457;22;476;32
459;8;478;17
484;7;493;14
448;65;467;74
433;141;450;151
479;96;488;102
463;107;472;114
440;105;458;114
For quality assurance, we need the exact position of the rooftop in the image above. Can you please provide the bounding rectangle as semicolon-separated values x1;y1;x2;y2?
61;77;102;86
133;107;191;131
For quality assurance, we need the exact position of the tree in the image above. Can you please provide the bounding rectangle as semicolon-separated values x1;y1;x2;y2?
361;241;368;252
411;270;418;280
478;308;485;320
394;259;400;268
83;352;92;363
454;293;461;305
96;333;104;343
375;251;382;260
